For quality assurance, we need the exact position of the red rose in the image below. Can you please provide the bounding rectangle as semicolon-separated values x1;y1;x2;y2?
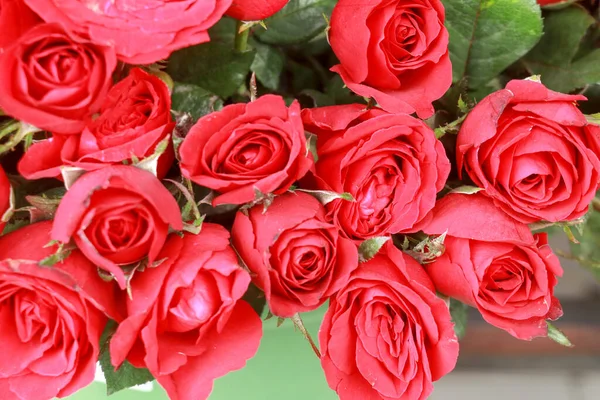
110;224;262;400
0;0;41;51
0;166;11;233
180;95;313;206
24;0;232;64
302;104;449;241
0;221;122;400
0;23;116;134
51;165;183;289
329;0;451;118
319;241;458;400
457;79;600;223
18;68;175;180
232;192;358;317
226;0;288;20
418;193;563;340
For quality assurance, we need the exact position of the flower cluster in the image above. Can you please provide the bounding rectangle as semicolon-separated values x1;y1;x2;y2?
0;0;598;399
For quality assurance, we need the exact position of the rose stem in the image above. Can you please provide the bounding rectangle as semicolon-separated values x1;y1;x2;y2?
291;313;322;358
234;21;250;53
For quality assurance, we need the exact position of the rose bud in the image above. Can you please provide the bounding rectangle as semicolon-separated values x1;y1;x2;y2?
23;0;232;64
180;95;313;206
302;104;449;241
18;68;175;180
51;165;183;289
110;224;262;400
226;0;289;20
418;193;564;340
232;192;359;317
457;79;600;223
320;241;459;400
0;23;116;134
329;0;451;117
0;221;122;400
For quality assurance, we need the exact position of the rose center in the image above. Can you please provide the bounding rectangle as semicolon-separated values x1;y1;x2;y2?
167;274;219;332
357;164;398;222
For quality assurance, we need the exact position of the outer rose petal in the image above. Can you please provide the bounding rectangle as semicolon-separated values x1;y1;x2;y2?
226;0;288;20
0;166;11;232
0;0;41;50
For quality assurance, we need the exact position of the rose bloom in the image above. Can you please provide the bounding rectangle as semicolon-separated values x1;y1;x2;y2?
0;166;11;233
0;221;122;400
418;193;563;340
232;192;358;317
320;241;458;400
0;0;40;51
110;224;262;400
18;68;175;180
302;104;449;241
226;0;288;20
0;23;116;134
329;0;451;118
457;79;600;223
51;165;183;289
24;0;232;64
180;95;313;206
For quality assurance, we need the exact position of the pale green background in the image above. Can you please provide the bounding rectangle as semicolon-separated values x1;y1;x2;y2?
68;308;336;400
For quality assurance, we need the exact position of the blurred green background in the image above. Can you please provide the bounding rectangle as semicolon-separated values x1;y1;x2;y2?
68;307;335;400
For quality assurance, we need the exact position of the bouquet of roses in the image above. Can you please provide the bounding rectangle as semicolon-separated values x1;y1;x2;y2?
1;0;599;399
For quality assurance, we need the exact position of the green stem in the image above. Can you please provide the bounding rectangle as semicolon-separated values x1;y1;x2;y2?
434;113;468;139
234;21;250;52
291;313;321;359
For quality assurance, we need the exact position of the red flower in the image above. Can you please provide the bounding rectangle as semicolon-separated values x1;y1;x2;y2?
23;0;232;64
0;23;116;134
51;166;183;289
18;68;174;180
180;95;313;206
110;225;262;400
418;193;563;340
329;0;451;118
0;0;41;51
457;79;600;223
226;0;288;20
319;241;458;400
302;104;449;241
0;221;122;400
232;192;358;317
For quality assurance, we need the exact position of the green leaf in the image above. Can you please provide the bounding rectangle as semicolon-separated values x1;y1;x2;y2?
523;6;599;92
293;188;354;205
171;83;223;121
566;208;600;281
99;321;155;395
446;0;543;88
242;283;267;317
449;298;469;340
2;219;28;235
256;0;336;45
358;237;390;263
250;40;284;90
167;19;256;98
449;185;484;195
547;321;573;347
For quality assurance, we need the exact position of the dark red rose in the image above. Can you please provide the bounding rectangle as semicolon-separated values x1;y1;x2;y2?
0;0;41;51
0;23;116;134
232;192;358;317
457;79;600;223
51;165;183;289
226;0;288;20
0;221;122;400
18;68;175;180
417;193;563;340
110;224;262;400
329;0;451;118
319;241;458;400
24;0;232;64
180;95;313;206
302;104;449;241
0;166;11;233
